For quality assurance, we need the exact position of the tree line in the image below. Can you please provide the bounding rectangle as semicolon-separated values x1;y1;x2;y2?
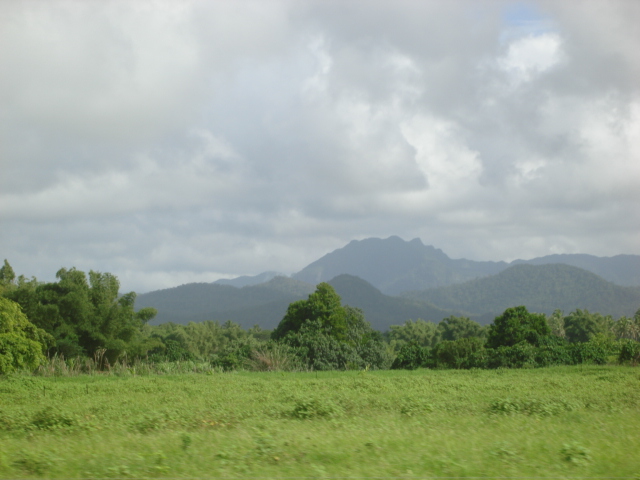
1;260;639;374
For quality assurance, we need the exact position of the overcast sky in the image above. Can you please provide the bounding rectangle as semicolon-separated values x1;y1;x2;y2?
1;0;639;293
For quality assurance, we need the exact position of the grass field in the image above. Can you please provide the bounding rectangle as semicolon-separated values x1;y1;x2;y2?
1;366;639;478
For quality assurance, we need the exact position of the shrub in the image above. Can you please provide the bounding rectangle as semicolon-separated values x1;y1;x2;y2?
618;340;640;365
486;306;550;349
430;337;486;369
0;298;53;373
390;343;429;370
290;397;343;419
486;342;538;369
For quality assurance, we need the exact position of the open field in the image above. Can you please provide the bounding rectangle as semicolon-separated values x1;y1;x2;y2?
1;366;639;478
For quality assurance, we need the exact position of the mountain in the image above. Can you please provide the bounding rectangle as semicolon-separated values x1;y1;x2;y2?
293;236;507;294
214;271;287;288
327;274;467;331
292;236;640;293
402;264;640;319
136;273;464;331
136;276;315;328
512;254;640;287
135;236;640;329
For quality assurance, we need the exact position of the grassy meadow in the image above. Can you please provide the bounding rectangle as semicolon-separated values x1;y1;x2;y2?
1;366;639;478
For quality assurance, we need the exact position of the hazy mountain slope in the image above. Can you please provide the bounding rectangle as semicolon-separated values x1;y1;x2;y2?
293;236;506;294
136;276;314;325
292;236;640;294
327;274;468;330
515;254;640;287
403;264;640;318
214;271;286;288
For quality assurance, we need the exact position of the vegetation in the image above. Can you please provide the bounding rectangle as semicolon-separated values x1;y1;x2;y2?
2;258;640;477
0;367;639;477
0;298;53;374
404;263;640;318
1;259;639;374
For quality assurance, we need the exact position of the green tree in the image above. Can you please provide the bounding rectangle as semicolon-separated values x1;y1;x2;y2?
4;266;156;361
547;309;566;338
0;259;16;292
389;319;440;348
564;309;612;343
0;297;54;373
613;311;640;341
272;283;347;341
274;285;389;370
437;315;485;341
430;337;486;369
486;306;550;349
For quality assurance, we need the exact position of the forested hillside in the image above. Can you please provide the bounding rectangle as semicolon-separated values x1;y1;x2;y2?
292;236;506;294
136;274;464;329
290;236;640;294
403;264;640;318
136;277;315;327
327;275;468;330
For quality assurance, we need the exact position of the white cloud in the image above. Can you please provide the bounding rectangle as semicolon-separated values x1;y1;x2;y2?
1;0;639;292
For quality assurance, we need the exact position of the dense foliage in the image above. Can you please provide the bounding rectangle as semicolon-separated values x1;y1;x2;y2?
0;297;53;373
1;260;639;373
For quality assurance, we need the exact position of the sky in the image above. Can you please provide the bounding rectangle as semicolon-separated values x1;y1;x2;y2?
1;0;639;294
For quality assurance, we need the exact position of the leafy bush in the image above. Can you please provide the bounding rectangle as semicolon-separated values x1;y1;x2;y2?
290;397;343;419
486;342;539;369
489;398;579;417
0;297;53;373
430;337;486;369
486;306;550;349
390;343;430;370
568;341;608;365
618;340;640;365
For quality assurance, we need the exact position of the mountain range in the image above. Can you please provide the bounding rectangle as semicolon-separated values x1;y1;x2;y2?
135;236;640;329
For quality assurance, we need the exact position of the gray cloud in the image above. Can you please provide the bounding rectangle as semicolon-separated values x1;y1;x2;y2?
1;0;638;293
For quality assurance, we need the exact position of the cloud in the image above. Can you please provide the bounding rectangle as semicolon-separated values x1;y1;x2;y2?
1;0;638;292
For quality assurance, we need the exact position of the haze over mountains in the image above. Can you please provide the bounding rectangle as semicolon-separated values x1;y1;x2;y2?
135;236;640;329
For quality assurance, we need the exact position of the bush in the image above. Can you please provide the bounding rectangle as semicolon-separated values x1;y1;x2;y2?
486;306;550;349
430;337;486;369
618;340;640;365
568;341;608;365
486;342;538;369
391;343;430;370
0;298;53;374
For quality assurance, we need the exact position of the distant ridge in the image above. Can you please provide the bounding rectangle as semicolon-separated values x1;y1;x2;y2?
214;271;286;288
136;276;314;327
135;236;640;329
293;236;506;294
293;236;640;293
327;274;468;330
403;263;640;318
512;254;640;287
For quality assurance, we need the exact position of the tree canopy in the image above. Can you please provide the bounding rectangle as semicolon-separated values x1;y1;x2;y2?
0;297;53;373
271;283;348;341
486;305;550;348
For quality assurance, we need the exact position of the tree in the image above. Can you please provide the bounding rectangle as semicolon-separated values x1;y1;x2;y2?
547;309;566;338
273;284;389;370
272;283;347;341
437;316;485;341
389;319;440;348
564;309;612;343
4;266;156;361
486;306;550;349
0;259;16;289
0;297;53;373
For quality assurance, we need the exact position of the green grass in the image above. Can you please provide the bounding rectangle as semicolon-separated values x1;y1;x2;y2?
1;366;639;478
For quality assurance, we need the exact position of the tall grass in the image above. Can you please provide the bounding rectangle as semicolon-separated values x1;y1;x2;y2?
1;366;638;478
33;354;222;377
